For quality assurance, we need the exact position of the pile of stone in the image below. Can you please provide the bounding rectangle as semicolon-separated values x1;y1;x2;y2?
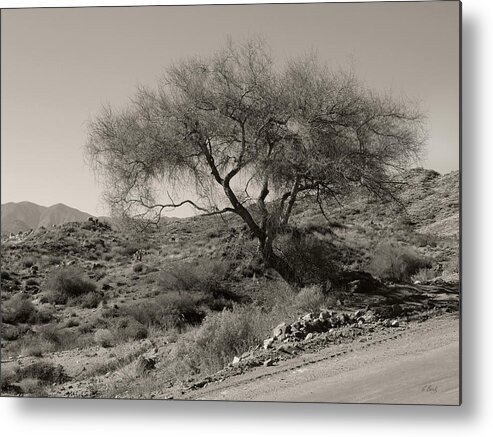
225;308;398;372
263;309;378;350
229;307;408;369
187;308;411;392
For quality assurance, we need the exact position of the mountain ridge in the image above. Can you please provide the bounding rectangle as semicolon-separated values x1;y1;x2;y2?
1;201;93;235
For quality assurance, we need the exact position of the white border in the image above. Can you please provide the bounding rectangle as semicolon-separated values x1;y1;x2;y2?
2;1;492;436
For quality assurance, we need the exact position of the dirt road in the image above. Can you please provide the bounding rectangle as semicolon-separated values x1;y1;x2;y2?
184;313;460;405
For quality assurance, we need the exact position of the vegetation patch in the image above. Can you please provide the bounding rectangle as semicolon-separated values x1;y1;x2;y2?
368;241;432;282
45;266;100;305
2;294;40;325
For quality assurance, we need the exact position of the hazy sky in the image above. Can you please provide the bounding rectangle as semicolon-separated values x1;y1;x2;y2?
1;1;460;216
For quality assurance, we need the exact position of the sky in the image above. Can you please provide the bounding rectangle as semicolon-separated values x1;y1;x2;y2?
1;1;460;217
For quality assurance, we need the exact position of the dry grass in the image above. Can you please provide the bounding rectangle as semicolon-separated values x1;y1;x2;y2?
294;285;329;314
368;240;431;282
169;305;271;376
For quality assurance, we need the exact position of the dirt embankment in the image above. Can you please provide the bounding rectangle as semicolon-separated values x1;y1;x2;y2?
180;313;460;405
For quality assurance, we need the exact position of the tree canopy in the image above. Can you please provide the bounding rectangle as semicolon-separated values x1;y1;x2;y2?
86;38;425;284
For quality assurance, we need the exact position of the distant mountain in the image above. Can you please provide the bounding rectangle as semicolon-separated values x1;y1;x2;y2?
1;201;92;235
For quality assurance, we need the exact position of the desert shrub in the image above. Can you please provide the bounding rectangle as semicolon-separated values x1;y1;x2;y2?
237;257;265;279
206;229;221;239
294;285;327;313
2;324;22;341
101;306;120;319
133;263;144;273
397;216;416;229
20;337;56;357
174;306;270;375
15;361;68;385
111;317;148;343
25;278;39;286
327;221;347;230
37;323;62;346
277;232;337;285
1;270;12;280
251;280;296;311
45;267;97;305
36;307;54;324
368;241;431;282
411;268;437;283
22;257;36;268
64;318;80;328
102;253;113;262
411;233;439;248
2;294;39;325
123;291;207;330
79;291;104;308
158;259;231;295
298;218;340;235
40;255;62;267
78;321;97;334
18;378;47;396
112;240;151;258
94;329;114;347
0;370;23;396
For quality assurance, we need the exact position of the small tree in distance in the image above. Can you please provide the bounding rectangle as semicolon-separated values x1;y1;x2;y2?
86;38;424;285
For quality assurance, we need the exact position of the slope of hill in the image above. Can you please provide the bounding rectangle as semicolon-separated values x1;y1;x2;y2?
1;202;92;235
0;168;459;399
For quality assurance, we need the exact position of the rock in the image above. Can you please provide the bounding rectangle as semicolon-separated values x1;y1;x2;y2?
291;320;302;330
240;351;252;360
305;333;314;341
329;316;339;327
391;320;400;328
277;344;296;355
364;310;377;323
301;313;313;322
273;322;291;338
232;356;240;365
263;337;274;349
291;330;305;340
338;313;349;324
263;358;274;367
310;318;326;332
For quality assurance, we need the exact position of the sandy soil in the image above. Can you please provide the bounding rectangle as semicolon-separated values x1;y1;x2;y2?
182;313;460;405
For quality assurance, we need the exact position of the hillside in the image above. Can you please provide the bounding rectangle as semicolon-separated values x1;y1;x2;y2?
1;202;92;235
0;168;459;398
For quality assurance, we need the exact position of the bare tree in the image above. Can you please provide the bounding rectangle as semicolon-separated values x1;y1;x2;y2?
86;38;424;284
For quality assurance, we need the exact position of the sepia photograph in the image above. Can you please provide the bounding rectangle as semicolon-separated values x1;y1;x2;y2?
1;1;460;404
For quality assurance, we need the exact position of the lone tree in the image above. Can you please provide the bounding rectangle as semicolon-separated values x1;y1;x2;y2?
86;38;424;285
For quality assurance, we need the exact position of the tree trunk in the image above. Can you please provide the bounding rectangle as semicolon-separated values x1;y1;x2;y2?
260;237;299;286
